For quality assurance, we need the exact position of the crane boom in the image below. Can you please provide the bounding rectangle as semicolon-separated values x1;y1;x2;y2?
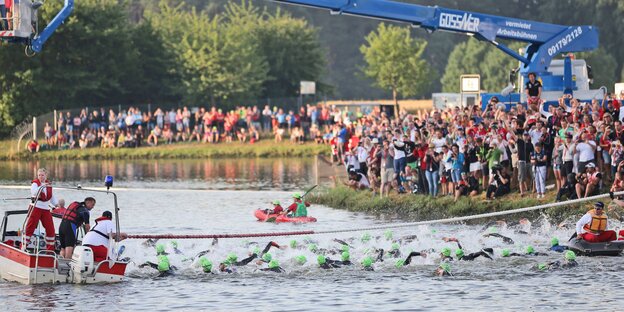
271;0;599;74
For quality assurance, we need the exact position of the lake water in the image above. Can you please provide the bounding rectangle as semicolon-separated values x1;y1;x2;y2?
0;159;623;311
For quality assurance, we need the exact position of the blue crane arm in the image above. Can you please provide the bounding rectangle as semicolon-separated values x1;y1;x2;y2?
30;0;74;53
271;0;599;73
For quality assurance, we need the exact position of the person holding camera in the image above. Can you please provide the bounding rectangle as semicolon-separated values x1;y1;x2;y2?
486;164;510;200
454;172;479;201
531;142;548;199
447;144;465;191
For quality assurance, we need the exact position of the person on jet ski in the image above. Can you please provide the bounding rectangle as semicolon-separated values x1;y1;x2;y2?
575;201;617;242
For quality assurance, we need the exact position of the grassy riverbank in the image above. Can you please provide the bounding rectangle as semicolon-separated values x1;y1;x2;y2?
308;186;598;223
1;140;330;160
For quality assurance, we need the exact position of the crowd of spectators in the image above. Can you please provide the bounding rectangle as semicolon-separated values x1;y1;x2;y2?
35;103;357;150
340;89;624;202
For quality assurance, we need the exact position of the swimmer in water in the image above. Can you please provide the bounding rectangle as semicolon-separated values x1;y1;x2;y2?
139;254;177;277
394;251;427;267
482;233;515;244
548;237;568;252
537;251;578;271
443;237;493;261
435;263;452;276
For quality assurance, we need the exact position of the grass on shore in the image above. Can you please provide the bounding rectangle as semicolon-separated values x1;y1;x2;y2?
0;140;330;160
308;186;598;223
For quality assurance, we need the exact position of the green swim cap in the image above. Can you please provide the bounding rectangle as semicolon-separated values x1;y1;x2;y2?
156;244;165;254
341;251;350;262
361;256;373;268
308;244;318;252
391;243;400;251
226;253;238;264
384;230;393;240
526;246;535;255
295;255;307;265
268;259;279;269
488;226;497;233
199;257;212;273
293;193;302;199
537;263;547;271
272;200;281;205
290;240;298;249
441;247;451;257
455;249;465;258
439;263;451;273
317;255;327;265
170;241;178;248
431;229;437;234
341;244;350;253
501;249;510;257
361;233;372;243
564;250;576;261
395;259;405;268
262;253;272;262
252;246;261;255
551;237;559;247
157;255;170;272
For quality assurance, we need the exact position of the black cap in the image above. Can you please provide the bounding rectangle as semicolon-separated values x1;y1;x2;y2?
594;202;605;210
102;211;113;219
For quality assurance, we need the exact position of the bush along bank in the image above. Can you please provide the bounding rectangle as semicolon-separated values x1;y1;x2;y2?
6;142;330;161
307;186;607;224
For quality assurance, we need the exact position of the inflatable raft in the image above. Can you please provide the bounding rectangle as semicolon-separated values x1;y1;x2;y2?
254;210;317;223
567;238;624;256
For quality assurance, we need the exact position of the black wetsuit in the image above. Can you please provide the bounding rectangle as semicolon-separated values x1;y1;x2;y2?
548;260;578;269
260;266;285;273
483;233;515;244
400;251;425;266
457;251;493;261
139;262;178;277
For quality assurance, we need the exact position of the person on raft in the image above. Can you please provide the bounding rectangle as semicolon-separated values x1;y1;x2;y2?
442;237;493;261
537;250;578;271
575;201;618;242
265;200;284;215
283;193;310;217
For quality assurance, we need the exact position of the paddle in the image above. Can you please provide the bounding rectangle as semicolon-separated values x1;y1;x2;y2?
301;185;319;199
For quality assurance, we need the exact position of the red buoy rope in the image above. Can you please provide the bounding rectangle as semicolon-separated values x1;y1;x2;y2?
127;230;315;240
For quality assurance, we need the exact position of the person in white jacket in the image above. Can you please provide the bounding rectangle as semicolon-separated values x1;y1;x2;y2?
24;168;59;251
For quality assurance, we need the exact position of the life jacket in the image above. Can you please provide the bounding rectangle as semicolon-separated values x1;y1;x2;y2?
32;179;53;202
89;216;112;239
62;201;84;225
294;202;308;217
583;209;607;234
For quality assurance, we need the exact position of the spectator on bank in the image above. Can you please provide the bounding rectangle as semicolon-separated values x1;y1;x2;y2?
26;139;40;153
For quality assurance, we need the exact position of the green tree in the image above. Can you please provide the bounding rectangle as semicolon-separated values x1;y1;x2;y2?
441;39;523;93
148;1;268;106
577;48;618;90
254;9;326;98
360;23;431;111
0;0;167;135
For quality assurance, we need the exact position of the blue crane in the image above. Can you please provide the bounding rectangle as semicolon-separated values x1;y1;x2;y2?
0;0;74;55
271;0;602;106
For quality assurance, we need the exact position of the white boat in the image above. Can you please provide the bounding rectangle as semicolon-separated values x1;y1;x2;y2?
0;178;129;284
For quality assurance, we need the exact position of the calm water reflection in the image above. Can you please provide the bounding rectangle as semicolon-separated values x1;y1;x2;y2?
0;158;318;190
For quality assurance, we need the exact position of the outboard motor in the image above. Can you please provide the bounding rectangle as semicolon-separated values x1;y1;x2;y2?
71;246;94;282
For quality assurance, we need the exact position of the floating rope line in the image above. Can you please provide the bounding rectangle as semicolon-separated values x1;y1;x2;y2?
127;191;624;240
